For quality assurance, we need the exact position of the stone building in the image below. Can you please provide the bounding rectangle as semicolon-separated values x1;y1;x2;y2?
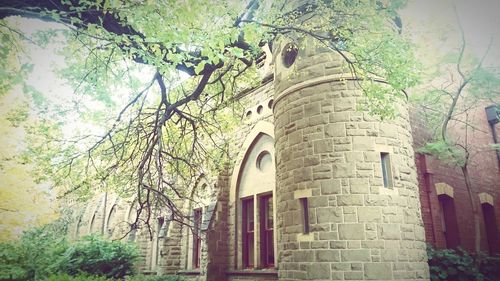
70;35;500;281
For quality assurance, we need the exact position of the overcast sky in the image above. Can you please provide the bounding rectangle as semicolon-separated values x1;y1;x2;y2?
401;0;500;66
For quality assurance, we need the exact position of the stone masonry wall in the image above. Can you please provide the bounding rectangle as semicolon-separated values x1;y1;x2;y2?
272;37;430;280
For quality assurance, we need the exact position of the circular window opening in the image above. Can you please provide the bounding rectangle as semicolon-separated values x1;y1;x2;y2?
257;105;263;114
246;110;252;118
256;151;272;172
282;42;298;68
267;99;274;109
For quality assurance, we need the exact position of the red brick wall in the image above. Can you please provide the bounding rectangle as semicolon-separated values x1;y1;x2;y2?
411;105;500;253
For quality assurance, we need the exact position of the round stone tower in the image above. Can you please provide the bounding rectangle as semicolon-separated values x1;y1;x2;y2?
272;37;430;280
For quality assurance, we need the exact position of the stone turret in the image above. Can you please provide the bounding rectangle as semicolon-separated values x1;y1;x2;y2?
272;37;430;280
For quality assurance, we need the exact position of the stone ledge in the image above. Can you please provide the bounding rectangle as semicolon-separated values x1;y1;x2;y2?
177;270;201;276
226;269;278;276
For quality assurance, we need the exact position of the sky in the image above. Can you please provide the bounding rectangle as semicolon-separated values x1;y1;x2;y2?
401;0;500;67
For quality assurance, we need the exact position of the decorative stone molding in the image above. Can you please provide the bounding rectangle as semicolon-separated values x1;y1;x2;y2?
479;192;494;206
435;182;454;198
229;121;274;203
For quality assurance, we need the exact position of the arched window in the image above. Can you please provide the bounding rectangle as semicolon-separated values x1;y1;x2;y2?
438;194;460;248
106;204;117;237
151;213;170;270
126;200;139;242
237;133;276;269
75;217;82;239
186;179;215;270
479;193;499;254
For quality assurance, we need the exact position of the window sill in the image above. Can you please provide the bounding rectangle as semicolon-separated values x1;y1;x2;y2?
379;186;397;195
226;269;278;276
178;269;201;275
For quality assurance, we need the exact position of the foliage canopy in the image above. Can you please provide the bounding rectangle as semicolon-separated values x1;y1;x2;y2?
0;0;419;229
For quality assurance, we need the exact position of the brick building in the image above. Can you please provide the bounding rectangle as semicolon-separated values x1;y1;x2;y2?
412;104;500;254
70;35;500;281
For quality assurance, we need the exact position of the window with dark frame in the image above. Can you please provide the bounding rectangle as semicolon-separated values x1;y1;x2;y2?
380;152;392;188
438;195;460;248
242;198;254;268
192;208;202;269
300;197;310;234
260;195;274;267
481;203;500;254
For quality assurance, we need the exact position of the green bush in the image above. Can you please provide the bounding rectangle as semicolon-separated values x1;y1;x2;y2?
45;275;185;281
0;224;68;281
126;276;186;281
427;245;500;281
53;235;139;279
46;274;110;281
478;254;500;281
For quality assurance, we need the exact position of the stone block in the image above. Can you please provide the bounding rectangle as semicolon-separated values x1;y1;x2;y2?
314;139;334;153
345;151;364;162
334;98;356;112
380;123;398;138
378;224;401;240
292;250;313;262
306;263;331;280
339;224;365;240
304;102;321;117
293;167;312;183
316;207;342;223
316;249;340;262
330;241;347;249
347;129;366;136
341;249;371;261
364;263;393;280
325;123;346;137
349;178;370;194
337;195;364;206
381;249;398;261
353;136;375;151
345;271;364;280
288;128;303;145
332;163;355;178
357;207;382;222
321;179;341;195
330;112;350;122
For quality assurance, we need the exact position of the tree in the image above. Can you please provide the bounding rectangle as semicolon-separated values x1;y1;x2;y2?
0;27;58;240
415;6;500;254
0;0;419;232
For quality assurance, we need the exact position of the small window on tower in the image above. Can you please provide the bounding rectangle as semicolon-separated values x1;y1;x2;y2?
300;198;310;234
380;152;393;188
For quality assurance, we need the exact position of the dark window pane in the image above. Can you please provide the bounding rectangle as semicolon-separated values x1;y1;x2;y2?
242;198;254;268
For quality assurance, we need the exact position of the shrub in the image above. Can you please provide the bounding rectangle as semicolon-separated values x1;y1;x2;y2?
45;275;185;281
0;224;68;281
53;235;139;279
126;276;186;281
427;246;479;281
478;254;500;281
427;245;500;281
47;274;110;281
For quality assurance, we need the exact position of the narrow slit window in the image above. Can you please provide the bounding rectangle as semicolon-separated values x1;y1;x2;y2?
380;152;392;188
300;198;309;234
